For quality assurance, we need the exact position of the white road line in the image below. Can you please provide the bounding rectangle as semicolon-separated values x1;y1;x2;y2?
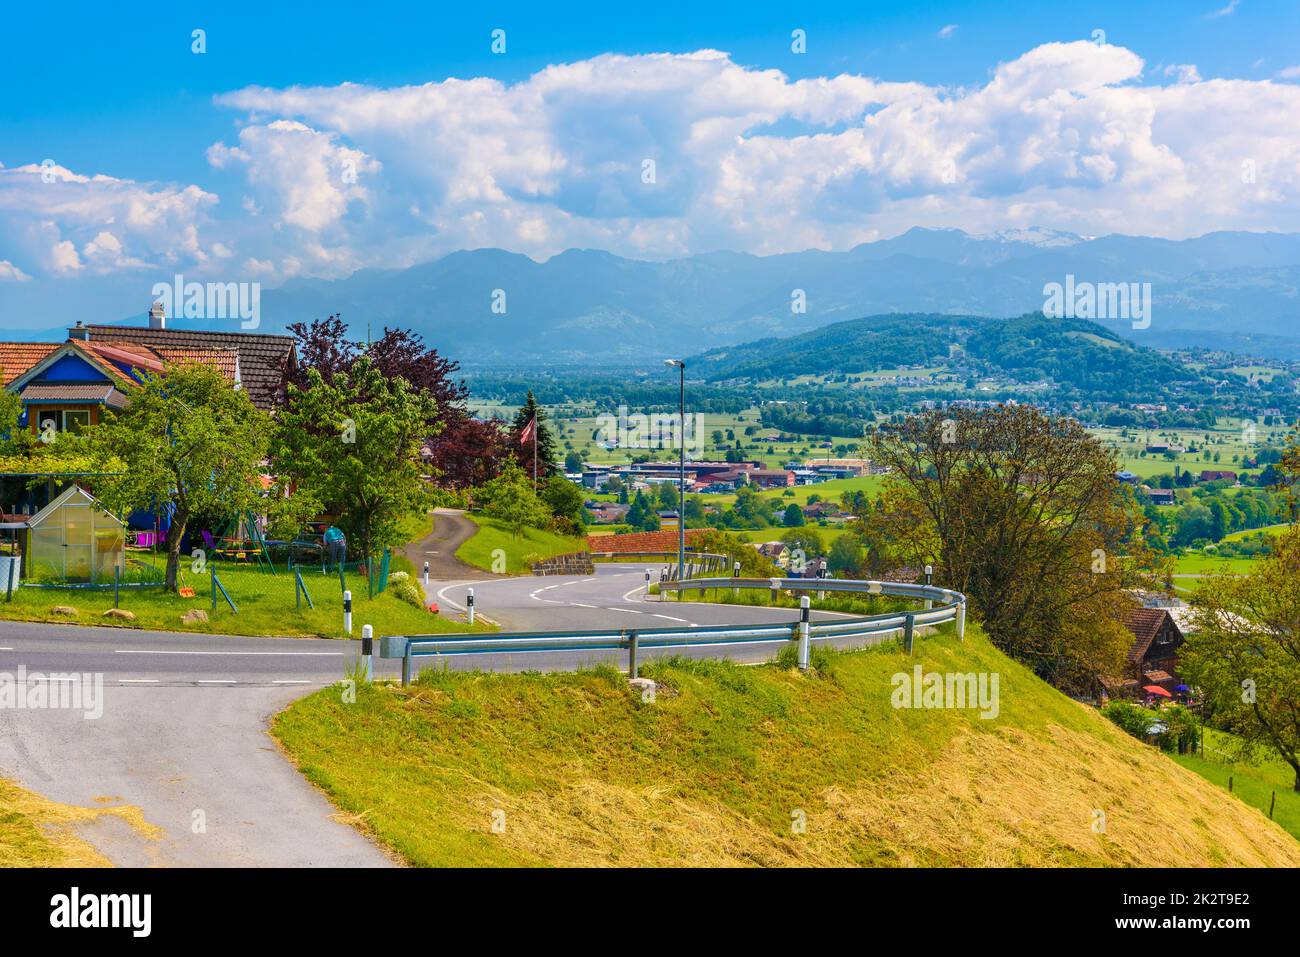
119;679;159;684
570;603;597;608
272;680;312;684
196;679;237;684
621;585;649;602
652;614;690;622
434;579;496;612
115;650;343;656
541;584;560;590
0;647;11;651
606;607;644;614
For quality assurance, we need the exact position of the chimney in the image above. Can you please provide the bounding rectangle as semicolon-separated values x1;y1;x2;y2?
68;320;89;341
148;301;166;330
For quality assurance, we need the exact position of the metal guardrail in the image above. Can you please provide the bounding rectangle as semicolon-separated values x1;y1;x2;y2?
380;576;966;684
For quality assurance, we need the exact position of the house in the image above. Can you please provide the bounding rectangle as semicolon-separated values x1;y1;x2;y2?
1115;470;1140;485
1103;608;1185;698
0;309;298;434
1199;470;1237;483
657;510;680;529
754;541;789;566
1143;487;1177;506
585;501;630;524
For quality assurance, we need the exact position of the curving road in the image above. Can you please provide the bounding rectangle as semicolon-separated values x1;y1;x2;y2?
0;563;895;867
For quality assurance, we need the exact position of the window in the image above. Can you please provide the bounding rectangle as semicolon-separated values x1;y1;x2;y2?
35;409;91;434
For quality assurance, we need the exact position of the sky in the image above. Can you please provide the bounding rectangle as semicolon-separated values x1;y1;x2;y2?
2;0;1300;323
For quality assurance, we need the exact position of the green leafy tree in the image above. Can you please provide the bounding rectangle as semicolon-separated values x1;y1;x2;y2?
478;460;550;536
92;362;271;591
510;390;559;481
564;451;584;473
827;534;865;576
782;502;805;527
540;474;587;532
1185;525;1300;789
272;356;436;565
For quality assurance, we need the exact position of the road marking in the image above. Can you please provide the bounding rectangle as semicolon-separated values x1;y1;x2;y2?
0;647;11;651
436;579;496;612
652;614;690;622
606;607;644;614
272;680;312;684
119;679;159;684
570;602;597;608
115;650;343;656
621;585;649;602
541;584;560;590
197;680;237;684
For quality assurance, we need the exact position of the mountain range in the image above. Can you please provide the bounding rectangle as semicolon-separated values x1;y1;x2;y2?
10;228;1300;363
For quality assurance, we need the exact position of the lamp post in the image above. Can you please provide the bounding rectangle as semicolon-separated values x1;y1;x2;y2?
664;358;686;583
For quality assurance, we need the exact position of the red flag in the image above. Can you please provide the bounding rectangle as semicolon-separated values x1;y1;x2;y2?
520;416;536;446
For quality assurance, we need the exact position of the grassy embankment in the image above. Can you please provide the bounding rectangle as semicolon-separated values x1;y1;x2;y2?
0;779;159;866
272;626;1300;867
1173;729;1300;841
454;514;586;574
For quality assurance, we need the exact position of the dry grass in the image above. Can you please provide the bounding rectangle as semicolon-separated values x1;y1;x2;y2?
272;628;1300;868
0;777;160;867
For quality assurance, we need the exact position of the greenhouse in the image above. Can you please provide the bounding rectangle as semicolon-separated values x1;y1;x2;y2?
22;485;125;584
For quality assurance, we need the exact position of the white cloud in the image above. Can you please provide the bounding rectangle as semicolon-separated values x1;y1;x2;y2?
1277;65;1300;80
0;260;31;282
937;25;959;39
1209;0;1240;17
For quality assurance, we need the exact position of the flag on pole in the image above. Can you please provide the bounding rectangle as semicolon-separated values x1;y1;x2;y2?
520;416;536;446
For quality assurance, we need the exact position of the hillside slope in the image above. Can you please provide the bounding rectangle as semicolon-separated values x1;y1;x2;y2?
272;628;1299;867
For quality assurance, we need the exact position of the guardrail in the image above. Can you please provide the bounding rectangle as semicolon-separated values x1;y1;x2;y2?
379;576;966;685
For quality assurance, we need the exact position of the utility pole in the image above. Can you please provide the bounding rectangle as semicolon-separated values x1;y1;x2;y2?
664;359;686;581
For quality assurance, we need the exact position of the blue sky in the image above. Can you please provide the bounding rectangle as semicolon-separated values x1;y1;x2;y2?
1;0;1299;323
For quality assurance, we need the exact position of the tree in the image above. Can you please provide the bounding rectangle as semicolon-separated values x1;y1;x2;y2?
478;460;550;537
867;405;1153;691
828;534;865;576
1184;526;1300;789
540;474;587;532
510;390;559;481
782;502;805;527
272;356;436;565
564;451;584;473
91;362;271;591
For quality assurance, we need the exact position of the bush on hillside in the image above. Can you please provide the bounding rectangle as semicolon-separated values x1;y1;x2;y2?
1102;701;1156;740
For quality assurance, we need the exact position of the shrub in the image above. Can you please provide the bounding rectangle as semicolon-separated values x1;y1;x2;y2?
1101;700;1156;739
391;578;425;608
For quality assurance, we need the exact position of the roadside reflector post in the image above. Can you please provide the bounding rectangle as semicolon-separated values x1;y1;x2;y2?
467;587;475;626
924;564;934;610
904;613;916;655
343;589;353;636
733;560;741;599
798;595;811;671
423;561;429;588
816;566;825;602
627;629;639;679
360;624;373;682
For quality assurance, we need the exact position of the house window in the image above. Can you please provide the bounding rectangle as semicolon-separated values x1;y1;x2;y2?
36;409;91;434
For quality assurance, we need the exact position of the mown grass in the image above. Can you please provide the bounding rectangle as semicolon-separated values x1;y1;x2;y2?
272;626;1300;867
0;561;492;639
1173;729;1300;841
0;778;159;867
454;514;586;574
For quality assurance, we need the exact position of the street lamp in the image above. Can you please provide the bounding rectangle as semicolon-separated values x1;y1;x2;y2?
664;359;686;582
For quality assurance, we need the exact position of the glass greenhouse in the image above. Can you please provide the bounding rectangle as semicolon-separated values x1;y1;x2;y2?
24;485;125;584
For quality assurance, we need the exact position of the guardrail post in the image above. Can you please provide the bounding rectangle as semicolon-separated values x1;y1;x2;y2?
798;596;811;671
467;587;475;625
627;629;639;679
770;578;780;605
343;589;353;635
904;613;916;655
361;624;373;682
956;601;966;641
402;642;412;686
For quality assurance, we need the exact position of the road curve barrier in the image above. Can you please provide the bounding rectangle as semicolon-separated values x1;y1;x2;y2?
379;577;966;685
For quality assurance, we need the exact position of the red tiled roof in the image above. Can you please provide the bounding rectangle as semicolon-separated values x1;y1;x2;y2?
587;528;706;553
0;343;58;386
19;383;129;408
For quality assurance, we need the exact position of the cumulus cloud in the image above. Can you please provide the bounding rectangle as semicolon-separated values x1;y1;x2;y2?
0;260;31;282
9;40;1300;288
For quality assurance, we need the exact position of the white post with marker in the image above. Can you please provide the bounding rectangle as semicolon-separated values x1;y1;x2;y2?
423;561;429;588
733;560;741;598
467;587;475;626
797;595;812;671
924;565;934;610
343;589;353;635
360;624;373;681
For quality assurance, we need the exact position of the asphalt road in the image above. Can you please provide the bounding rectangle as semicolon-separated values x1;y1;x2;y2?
0;563;890;867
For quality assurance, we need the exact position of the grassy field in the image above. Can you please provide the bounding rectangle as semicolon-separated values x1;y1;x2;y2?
454;514;587;574
0;560;486;638
0;777;159;866
1173;729;1300;841
272;626;1299;867
1169;553;1261;576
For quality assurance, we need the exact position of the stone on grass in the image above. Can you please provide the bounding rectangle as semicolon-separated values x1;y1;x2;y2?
181;609;209;625
50;605;78;617
103;608;136;621
628;677;657;695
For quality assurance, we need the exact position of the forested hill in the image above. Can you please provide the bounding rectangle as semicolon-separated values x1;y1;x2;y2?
691;312;1200;397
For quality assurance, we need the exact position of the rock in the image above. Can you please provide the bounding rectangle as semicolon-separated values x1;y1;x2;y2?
628;677;657;695
181;609;209;625
50;605;78;617
102;608;136;621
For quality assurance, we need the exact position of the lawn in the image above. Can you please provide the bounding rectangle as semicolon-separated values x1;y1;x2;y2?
272;626;1299;867
454;513;587;574
1173;729;1300;842
0;559;490;638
